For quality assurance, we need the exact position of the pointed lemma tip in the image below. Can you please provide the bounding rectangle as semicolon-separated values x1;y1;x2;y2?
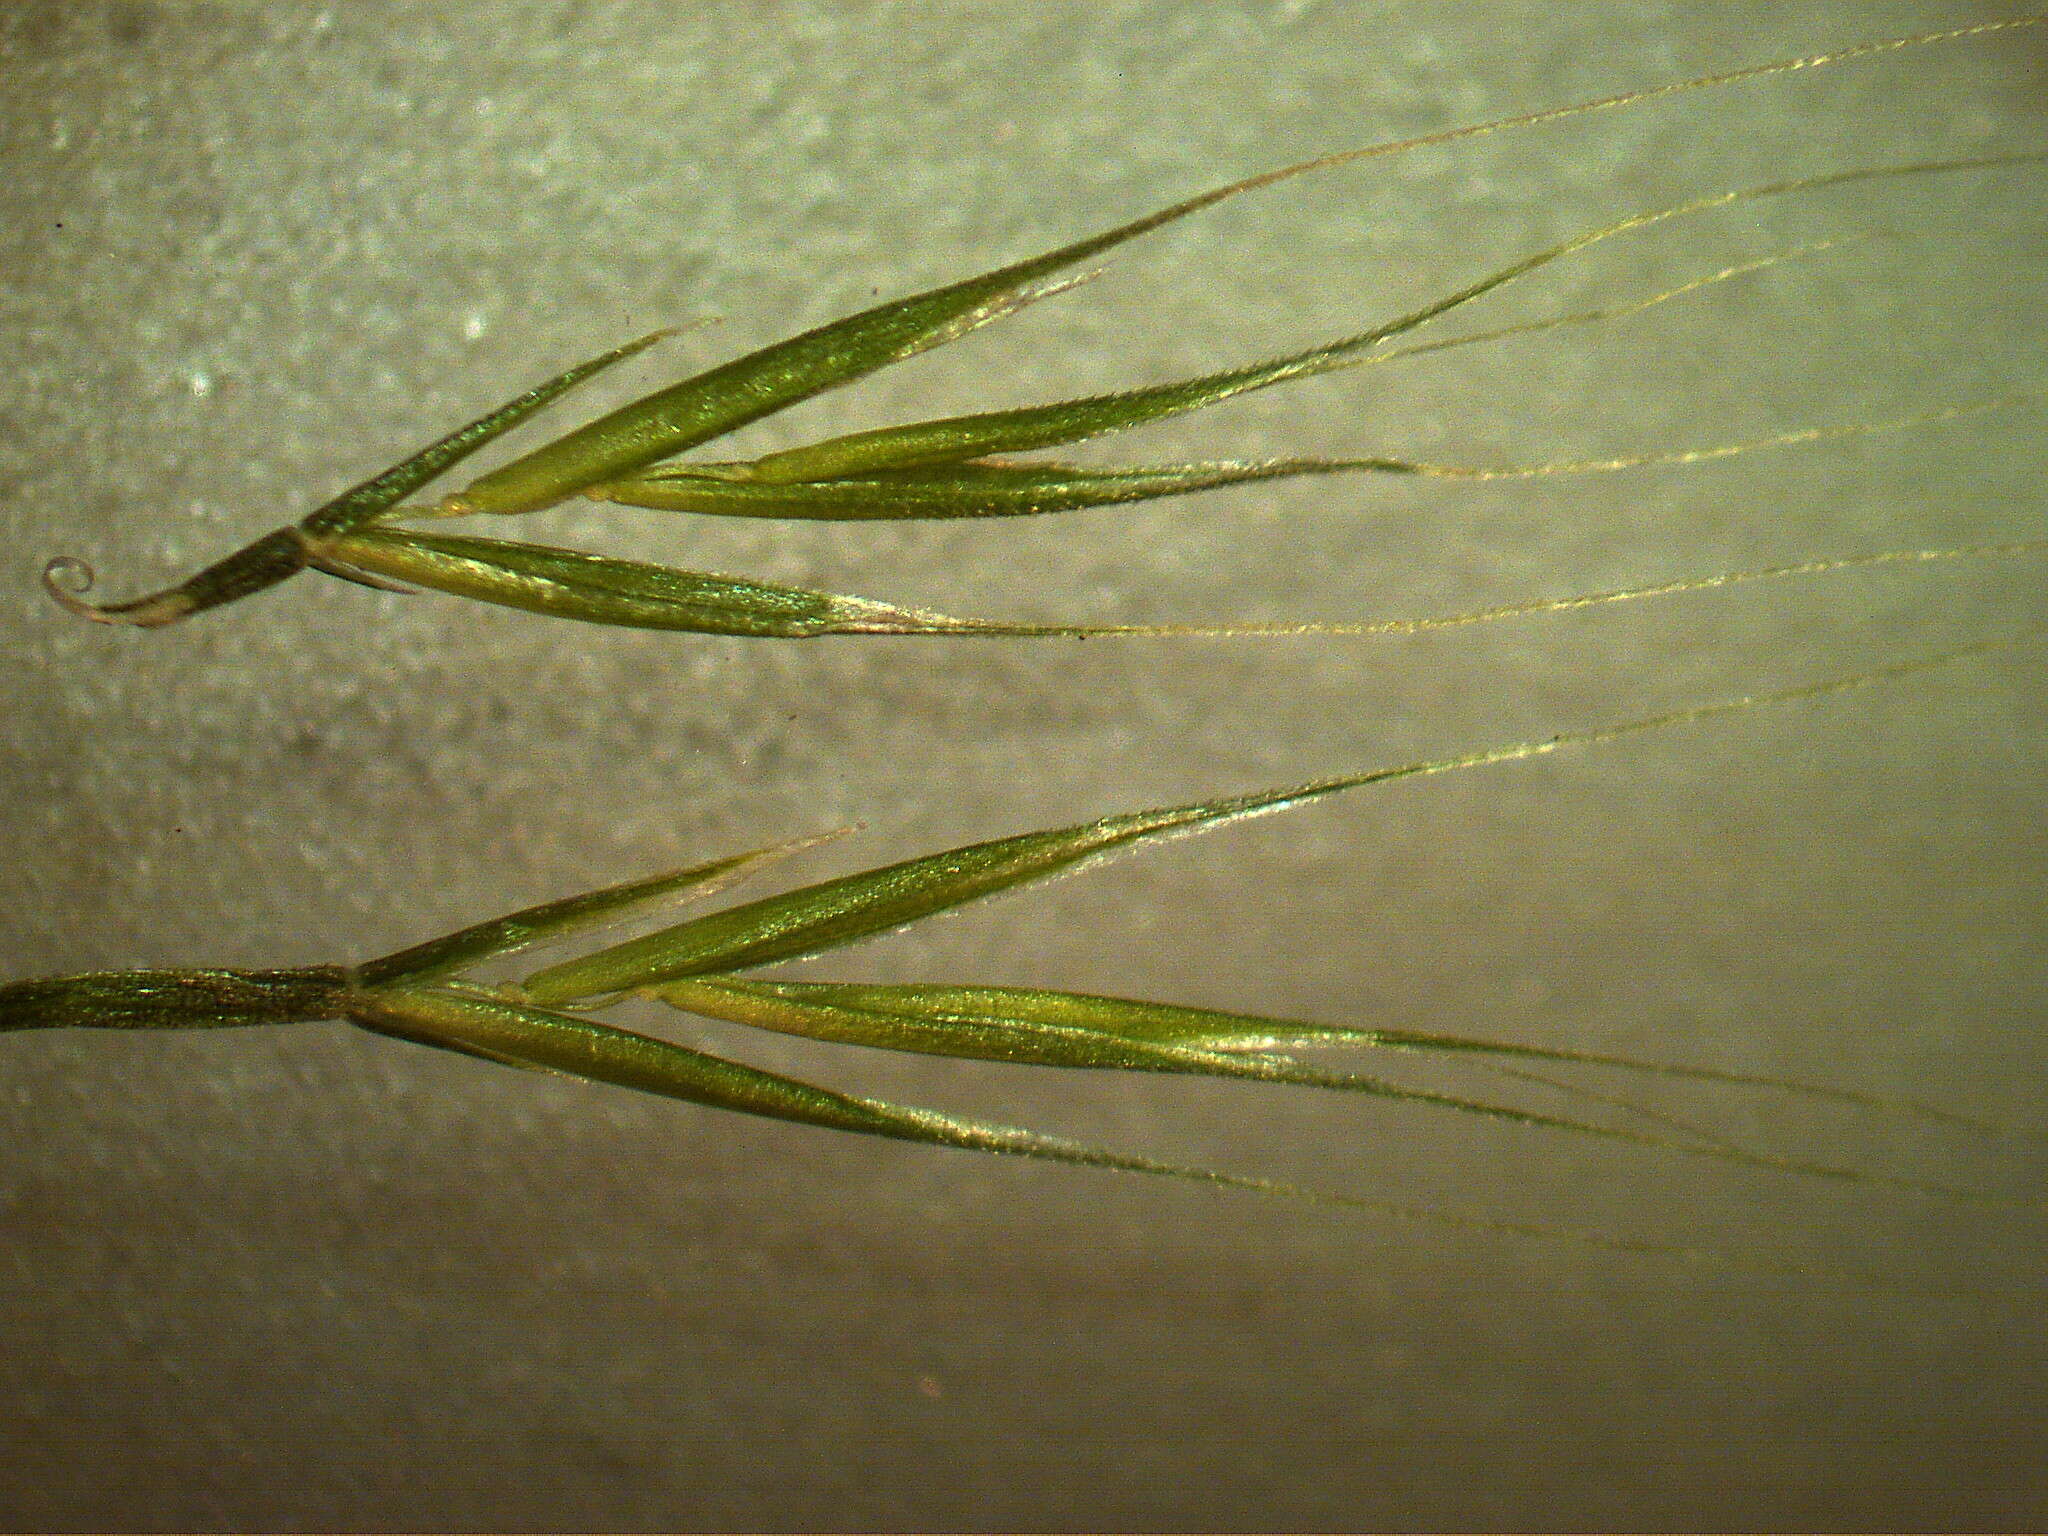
41;554;194;627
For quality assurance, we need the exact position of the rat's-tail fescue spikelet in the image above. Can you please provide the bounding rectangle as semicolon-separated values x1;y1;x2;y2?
7;638;2043;1285
37;18;2044;642
18;19;2044;1293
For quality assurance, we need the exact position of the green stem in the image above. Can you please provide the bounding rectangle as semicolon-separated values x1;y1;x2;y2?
0;966;354;1032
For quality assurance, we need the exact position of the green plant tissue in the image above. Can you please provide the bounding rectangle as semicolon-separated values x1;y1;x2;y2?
1;2;2042;1529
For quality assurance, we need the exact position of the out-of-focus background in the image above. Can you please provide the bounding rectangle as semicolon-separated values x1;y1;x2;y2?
2;2;2043;1528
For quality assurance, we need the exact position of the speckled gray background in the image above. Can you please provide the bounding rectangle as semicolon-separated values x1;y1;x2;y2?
2;2;2044;1530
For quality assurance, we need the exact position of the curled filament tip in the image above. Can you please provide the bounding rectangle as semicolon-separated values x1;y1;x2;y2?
41;526;312;629
40;556;195;627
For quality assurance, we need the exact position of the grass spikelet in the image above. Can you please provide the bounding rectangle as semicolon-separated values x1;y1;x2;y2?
39;23;2043;643
8;638;2039;1278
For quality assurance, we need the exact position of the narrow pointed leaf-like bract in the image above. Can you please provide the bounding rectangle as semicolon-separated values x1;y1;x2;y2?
659;977;1426;1051
646;976;1999;1196
654;973;1354;1072
736;156;2038;485
521;773;1429;1004
440;150;1406;516
648;978;2022;1132
355;831;834;987
343;984;1770;1258
521;627;2039;1003
319;527;998;637
351;983;1266;1177
593;457;1417;519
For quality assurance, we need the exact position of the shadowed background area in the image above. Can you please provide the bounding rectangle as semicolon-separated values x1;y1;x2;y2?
2;1;2044;1529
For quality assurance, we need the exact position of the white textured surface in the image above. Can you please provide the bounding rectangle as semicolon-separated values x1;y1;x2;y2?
2;2;2044;1528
